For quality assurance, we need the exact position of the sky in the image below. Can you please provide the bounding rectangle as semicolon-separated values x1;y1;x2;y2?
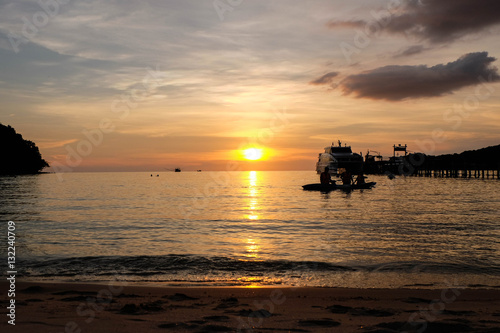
1;0;500;172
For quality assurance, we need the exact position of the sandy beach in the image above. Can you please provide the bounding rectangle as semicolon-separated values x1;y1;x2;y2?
2;281;499;332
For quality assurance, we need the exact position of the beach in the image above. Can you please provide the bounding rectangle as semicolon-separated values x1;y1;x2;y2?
2;281;500;332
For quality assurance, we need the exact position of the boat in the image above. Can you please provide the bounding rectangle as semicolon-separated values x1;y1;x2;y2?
302;182;376;192
364;144;409;175
316;140;363;175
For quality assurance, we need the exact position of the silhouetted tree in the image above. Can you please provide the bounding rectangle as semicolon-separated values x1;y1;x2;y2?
418;145;500;171
0;123;49;174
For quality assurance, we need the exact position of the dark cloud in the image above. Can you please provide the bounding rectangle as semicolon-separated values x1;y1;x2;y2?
338;52;500;101
309;71;338;86
328;0;500;43
389;0;500;42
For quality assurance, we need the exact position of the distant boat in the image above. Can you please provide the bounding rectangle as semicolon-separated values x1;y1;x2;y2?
174;168;181;172
316;140;363;175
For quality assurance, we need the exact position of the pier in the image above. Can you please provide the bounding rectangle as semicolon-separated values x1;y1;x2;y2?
365;158;500;179
364;144;500;179
414;168;500;179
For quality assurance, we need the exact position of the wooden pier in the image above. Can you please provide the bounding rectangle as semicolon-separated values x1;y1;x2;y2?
414;168;500;179
364;144;500;179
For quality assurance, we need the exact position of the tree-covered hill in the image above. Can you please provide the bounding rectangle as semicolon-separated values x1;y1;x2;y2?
0;123;49;175
422;144;500;170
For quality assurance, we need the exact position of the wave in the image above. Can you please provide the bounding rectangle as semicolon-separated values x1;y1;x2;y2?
18;254;500;279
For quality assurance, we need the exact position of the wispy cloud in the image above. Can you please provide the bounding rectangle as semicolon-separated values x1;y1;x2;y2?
37;138;78;149
309;71;338;86
393;44;426;58
326;20;365;29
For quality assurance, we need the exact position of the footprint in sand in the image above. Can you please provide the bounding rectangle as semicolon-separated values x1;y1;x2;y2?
163;293;199;301
298;318;341;328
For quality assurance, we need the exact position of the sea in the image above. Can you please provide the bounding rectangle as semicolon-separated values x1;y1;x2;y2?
1;171;499;289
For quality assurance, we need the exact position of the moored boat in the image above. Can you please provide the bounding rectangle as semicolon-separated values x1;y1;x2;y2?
316;140;363;175
302;181;376;192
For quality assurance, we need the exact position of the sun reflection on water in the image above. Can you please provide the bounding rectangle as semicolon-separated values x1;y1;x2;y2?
244;238;261;259
240;171;263;265
249;170;257;186
244;171;260;220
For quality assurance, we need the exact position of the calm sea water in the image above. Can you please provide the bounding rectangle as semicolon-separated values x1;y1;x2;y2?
1;171;499;288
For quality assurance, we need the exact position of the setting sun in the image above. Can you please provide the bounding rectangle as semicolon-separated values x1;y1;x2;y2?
243;148;263;161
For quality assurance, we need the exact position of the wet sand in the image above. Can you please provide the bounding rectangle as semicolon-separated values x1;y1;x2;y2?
2;281;500;332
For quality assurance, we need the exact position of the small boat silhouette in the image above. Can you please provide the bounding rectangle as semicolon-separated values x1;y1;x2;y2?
302;182;376;192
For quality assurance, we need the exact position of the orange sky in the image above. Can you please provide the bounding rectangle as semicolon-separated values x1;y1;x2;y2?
1;0;499;172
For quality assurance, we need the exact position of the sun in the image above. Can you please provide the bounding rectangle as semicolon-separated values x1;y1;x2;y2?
243;148;263;161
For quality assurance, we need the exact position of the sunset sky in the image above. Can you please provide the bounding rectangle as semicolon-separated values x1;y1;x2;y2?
1;0;500;172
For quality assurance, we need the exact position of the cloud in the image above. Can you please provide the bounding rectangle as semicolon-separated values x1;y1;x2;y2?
394;45;426;58
337;52;500;101
328;0;500;43
309;71;338;86
326;20;365;29
37;139;78;149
